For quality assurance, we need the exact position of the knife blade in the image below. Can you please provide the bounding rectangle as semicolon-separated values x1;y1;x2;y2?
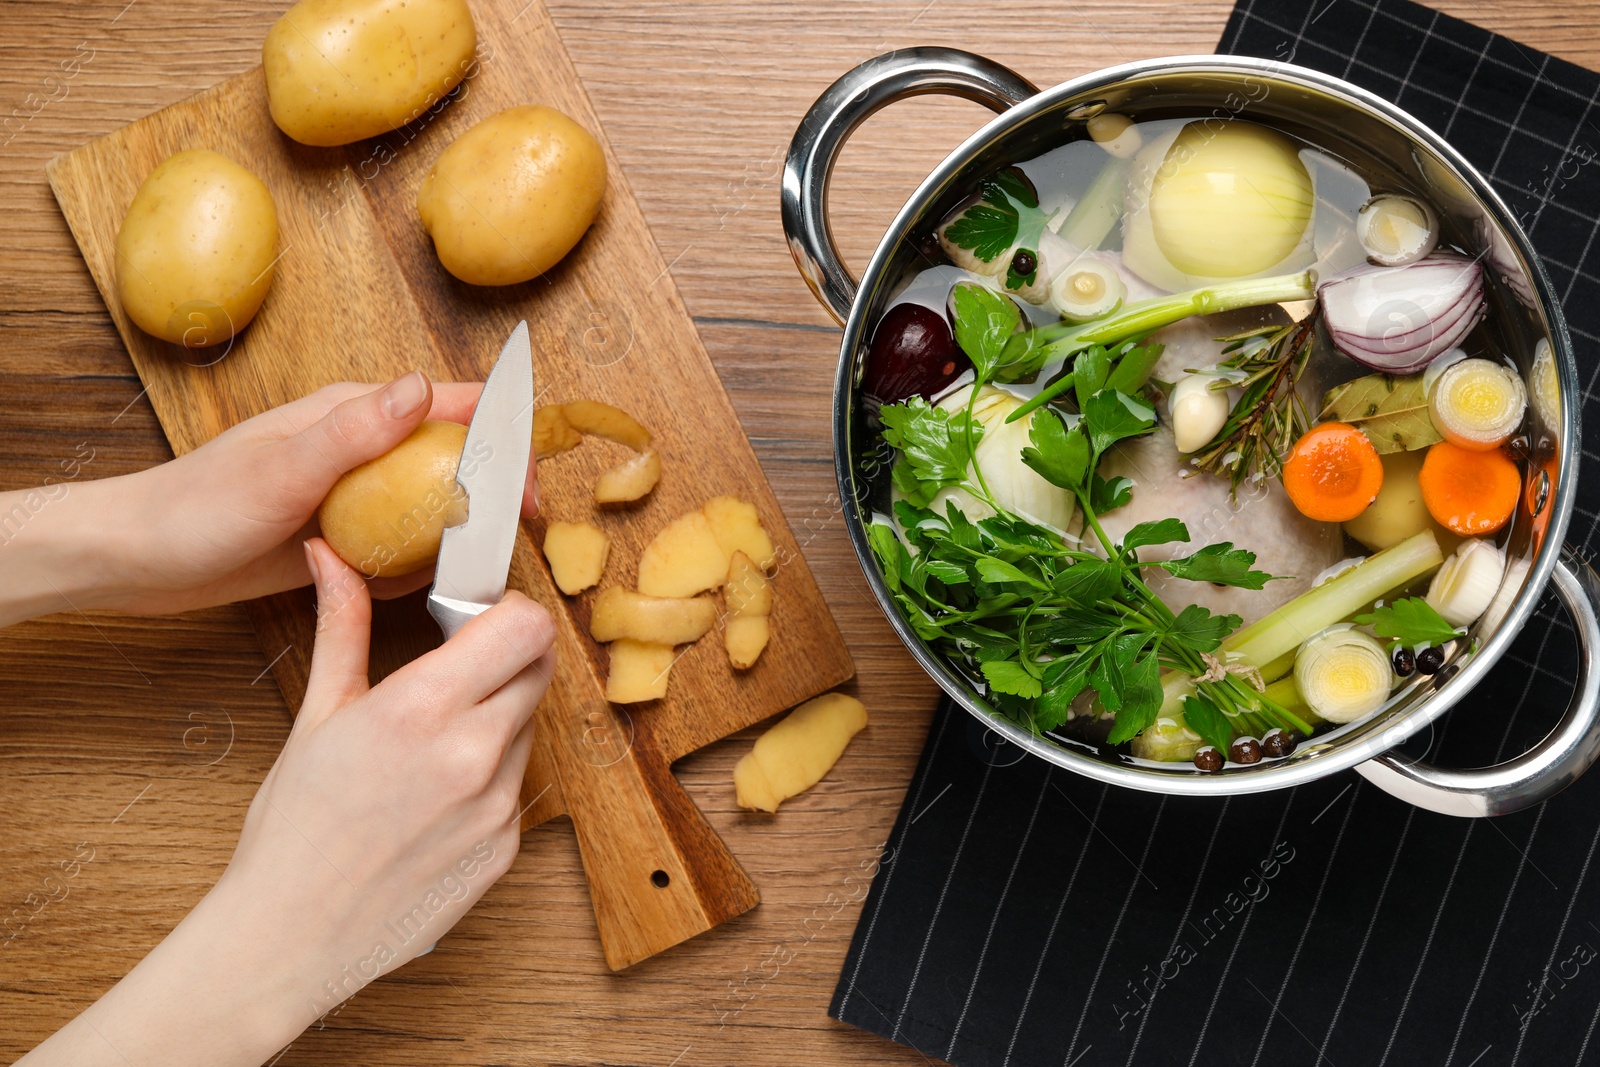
427;320;535;638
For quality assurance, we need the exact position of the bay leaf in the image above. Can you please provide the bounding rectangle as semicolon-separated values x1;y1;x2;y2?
1319;372;1442;454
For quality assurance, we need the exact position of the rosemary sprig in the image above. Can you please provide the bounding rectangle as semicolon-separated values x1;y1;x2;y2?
1188;314;1319;495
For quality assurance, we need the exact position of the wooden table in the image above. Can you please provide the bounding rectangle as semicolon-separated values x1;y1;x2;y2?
0;1;1594;1062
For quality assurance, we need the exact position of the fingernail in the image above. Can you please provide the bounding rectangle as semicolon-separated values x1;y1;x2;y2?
380;371;429;419
303;541;322;588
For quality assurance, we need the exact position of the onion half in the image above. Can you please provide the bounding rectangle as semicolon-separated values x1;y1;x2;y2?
1318;253;1485;373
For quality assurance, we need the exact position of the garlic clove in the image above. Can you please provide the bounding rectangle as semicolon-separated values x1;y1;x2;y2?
1169;372;1232;454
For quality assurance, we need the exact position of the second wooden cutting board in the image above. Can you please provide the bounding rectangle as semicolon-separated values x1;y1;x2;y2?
47;0;854;969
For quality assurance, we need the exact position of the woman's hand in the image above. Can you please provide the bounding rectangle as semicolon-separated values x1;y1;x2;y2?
95;372;539;615
20;539;556;1066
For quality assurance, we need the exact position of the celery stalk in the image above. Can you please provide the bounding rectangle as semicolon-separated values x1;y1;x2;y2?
1004;270;1317;423
1223;531;1444;669
1259;648;1297;685
1055;157;1129;252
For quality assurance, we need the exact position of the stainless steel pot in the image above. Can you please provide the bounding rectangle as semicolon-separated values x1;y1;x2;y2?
782;48;1600;816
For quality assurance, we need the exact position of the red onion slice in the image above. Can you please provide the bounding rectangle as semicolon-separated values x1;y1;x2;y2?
1319;253;1485;373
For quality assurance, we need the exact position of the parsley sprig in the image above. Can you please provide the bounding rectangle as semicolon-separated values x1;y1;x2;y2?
869;282;1309;746
941;169;1059;290
1356;597;1463;648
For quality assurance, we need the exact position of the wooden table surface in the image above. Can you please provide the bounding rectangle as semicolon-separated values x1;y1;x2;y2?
1;1;1595;1063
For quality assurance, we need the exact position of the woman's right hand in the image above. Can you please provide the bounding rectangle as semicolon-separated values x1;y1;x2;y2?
21;538;556;1067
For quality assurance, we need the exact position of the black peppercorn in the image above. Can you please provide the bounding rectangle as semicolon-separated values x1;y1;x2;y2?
1392;646;1415;677
1416;645;1446;675
1011;249;1038;277
1230;736;1263;764
1262;729;1297;759
1193;746;1224;772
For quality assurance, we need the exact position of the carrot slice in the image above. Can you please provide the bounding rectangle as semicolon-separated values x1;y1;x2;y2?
1282;422;1385;522
1418;441;1520;536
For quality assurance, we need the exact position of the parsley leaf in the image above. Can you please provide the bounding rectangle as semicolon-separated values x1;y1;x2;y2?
1082;388;1157;457
879;397;978;506
950;282;1021;381
1159;543;1280;589
1073;347;1112;410
941;167;1051;268
1180;693;1233;753
1020;408;1090;491
944;202;1018;262
1106;646;1163;745
975;557;1044;588
1089;472;1133;513
1163;604;1242;654
1036;652;1094;731
1355;597;1463;648
1051;559;1123;606
1122;518;1190;553
982;660;1042;699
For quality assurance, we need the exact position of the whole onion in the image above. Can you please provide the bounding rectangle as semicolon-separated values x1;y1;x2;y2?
1318;252;1485;373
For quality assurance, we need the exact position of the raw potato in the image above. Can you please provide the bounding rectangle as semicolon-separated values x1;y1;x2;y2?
542;521;610;594
417;105;606;285
638;510;728;597
734;693;868;812
562;400;652;451
115;149;279;348
724;551;772;669
605;639;676;703
589;587;716;644
724;616;770;671
318;421;468;577
595;451;660;504
262;0;477;146
533;406;582;457
703;495;777;568
1344;449;1458;554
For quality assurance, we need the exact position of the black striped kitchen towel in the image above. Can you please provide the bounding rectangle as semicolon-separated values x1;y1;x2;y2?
830;1;1600;1065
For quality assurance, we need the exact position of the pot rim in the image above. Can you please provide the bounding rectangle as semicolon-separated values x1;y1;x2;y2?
830;54;1581;796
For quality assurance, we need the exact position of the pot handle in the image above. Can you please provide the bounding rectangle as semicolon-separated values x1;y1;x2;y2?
782;48;1039;324
1355;546;1600;817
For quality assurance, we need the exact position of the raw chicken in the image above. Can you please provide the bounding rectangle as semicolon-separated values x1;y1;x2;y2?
1095;310;1344;626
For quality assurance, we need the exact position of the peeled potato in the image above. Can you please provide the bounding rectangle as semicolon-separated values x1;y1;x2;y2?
317;420;467;577
595;450;660;504
1344;449;1458;554
589;586;716;645
262;0;477;147
606;639;675;703
734;693;867;812
703;496;775;568
542;521;609;594
115;149;279;348
417;105;606;286
638;510;728;597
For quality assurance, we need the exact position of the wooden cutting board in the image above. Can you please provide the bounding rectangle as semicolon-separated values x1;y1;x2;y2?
45;0;853;969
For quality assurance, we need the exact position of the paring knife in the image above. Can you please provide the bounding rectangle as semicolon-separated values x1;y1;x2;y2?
424;318;759;967
427;320;535;638
416;320;533;956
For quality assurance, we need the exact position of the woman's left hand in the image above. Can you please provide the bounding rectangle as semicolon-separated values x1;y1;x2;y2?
94;372;538;615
